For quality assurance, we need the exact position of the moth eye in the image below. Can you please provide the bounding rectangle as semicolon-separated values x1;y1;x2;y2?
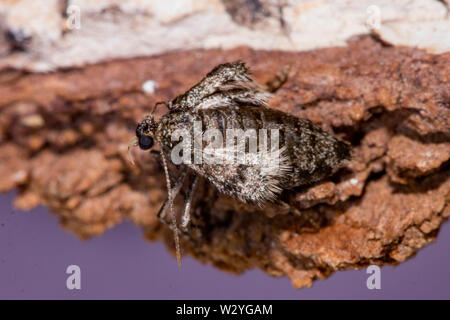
138;135;154;150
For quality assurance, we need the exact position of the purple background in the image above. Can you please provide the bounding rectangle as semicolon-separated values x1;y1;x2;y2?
1;191;449;300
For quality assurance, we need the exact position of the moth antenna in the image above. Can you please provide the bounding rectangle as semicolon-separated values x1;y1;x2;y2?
127;137;138;166
170;195;182;266
151;101;170;114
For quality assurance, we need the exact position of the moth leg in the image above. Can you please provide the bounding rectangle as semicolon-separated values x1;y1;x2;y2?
160;151;184;265
150;150;180;191
180;175;199;232
157;170;187;226
156;198;169;226
263;64;291;93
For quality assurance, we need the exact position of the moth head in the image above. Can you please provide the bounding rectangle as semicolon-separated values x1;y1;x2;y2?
127;115;157;166
135;115;156;150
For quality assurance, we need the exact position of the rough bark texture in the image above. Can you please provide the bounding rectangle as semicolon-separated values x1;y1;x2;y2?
0;37;449;288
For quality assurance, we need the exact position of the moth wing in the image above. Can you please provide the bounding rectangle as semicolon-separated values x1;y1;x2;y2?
171;61;269;111
188;145;292;205
194;90;271;110
198;60;259;91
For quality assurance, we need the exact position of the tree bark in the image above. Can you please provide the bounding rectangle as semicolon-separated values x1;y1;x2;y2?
1;35;449;288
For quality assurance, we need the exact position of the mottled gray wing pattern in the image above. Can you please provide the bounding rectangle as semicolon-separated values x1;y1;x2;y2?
188;144;292;205
182;105;292;205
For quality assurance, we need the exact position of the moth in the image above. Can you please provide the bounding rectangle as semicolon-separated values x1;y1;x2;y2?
129;61;351;265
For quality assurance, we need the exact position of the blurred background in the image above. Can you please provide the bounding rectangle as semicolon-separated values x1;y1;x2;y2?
1;190;450;299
